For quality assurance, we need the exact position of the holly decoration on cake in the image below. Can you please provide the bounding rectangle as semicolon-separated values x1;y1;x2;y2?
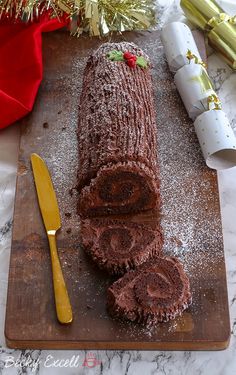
107;50;148;69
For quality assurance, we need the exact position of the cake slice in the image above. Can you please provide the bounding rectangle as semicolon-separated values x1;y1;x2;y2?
80;219;163;275
107;256;192;326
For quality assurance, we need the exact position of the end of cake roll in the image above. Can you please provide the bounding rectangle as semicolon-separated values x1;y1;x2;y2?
78;161;160;218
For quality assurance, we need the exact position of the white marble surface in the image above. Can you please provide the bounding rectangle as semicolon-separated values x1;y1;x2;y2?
0;1;236;374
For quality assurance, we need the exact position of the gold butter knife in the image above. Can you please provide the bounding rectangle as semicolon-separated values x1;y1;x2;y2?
31;153;73;324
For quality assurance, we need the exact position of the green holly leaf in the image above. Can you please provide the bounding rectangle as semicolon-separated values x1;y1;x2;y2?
107;50;124;61
137;56;148;69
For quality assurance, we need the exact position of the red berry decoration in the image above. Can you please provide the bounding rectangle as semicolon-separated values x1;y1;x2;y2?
127;58;137;68
123;51;133;60
123;51;137;68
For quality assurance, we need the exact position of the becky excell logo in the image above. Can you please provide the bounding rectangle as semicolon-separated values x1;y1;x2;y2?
82;352;101;368
3;353;102;371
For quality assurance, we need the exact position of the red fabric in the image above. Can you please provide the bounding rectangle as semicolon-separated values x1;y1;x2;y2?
0;17;67;129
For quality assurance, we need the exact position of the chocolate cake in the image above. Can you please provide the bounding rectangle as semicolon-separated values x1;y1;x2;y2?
77;42;160;217
107;256;192;326
81;219;163;275
77;42;192;327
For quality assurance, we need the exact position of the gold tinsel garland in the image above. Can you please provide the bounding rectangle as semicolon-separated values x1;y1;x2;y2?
0;0;156;36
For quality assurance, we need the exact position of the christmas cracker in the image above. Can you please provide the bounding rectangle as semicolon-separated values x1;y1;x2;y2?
161;21;236;170
181;0;236;70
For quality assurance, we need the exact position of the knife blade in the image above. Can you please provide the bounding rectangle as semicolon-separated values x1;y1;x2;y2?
31;153;73;324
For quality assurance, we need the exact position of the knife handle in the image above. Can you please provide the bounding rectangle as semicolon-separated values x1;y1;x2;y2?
47;231;73;324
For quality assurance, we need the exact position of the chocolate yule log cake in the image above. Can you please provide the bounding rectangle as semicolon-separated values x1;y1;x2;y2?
107;256;192;326
77;42;160;217
81;219;163;275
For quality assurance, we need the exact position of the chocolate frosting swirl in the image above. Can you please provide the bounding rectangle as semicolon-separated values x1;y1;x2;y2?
133;259;184;309
81;219;163;275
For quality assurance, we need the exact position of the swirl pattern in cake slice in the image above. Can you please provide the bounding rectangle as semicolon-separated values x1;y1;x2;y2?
81;219;163;275
107;256;192;326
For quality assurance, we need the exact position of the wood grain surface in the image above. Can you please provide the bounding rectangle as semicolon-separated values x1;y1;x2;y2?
4;30;230;350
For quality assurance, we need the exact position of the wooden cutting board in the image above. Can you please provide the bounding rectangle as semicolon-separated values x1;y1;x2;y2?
5;30;230;350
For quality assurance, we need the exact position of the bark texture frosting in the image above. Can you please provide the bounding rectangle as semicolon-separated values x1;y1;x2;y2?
81;219;163;275
107;256;192;326
77;42;160;217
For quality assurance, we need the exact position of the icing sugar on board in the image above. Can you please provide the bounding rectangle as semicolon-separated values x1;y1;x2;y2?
5;30;230;350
